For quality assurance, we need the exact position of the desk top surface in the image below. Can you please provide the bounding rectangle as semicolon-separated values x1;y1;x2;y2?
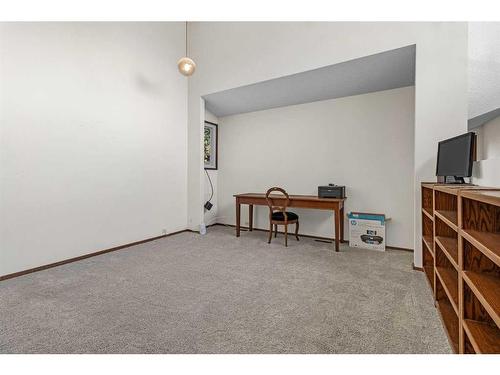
234;193;346;202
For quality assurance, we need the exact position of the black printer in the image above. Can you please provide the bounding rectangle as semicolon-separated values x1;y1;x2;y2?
318;184;346;199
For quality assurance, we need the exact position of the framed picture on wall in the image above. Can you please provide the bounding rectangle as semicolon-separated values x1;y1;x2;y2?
204;121;218;170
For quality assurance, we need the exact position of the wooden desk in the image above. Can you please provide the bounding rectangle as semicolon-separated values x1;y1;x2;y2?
234;193;346;251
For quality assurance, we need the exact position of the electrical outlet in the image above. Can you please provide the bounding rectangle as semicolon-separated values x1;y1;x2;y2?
162;229;167;235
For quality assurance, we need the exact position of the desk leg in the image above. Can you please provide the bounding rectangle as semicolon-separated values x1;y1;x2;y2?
249;204;254;231
340;205;344;243
334;207;340;252
236;199;241;237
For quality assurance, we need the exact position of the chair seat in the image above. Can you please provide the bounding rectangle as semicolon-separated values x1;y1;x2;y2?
272;211;298;221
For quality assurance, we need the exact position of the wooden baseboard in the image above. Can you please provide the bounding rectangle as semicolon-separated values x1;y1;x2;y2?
0;229;190;282
387;245;414;252
412;263;424;271
1;223;415;282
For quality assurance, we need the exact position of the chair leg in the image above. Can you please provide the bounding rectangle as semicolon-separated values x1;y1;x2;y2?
268;222;273;244
274;224;278;238
295;221;300;241
284;224;288;247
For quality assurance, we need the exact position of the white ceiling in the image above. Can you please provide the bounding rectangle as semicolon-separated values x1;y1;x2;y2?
204;45;416;118
467;22;500;129
468;22;500;119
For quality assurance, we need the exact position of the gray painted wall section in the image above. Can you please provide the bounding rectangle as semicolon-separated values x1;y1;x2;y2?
204;45;416;117
468;107;500;130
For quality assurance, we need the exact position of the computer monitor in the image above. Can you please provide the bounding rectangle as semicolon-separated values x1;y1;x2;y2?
436;132;475;184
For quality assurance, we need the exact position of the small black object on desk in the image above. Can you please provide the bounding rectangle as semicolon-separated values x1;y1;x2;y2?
318;184;346;199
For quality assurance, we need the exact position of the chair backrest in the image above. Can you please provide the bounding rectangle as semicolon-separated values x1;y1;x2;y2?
265;187;290;218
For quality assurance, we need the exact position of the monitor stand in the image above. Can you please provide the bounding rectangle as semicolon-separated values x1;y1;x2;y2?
445;176;466;184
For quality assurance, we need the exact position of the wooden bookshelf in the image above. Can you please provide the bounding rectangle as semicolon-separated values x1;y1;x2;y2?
420;183;500;354
423;238;434;290
460;189;500;355
422;184;435;216
421;185;436;295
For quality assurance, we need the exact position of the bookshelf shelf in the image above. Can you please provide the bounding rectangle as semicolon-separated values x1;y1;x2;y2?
435;210;458;231
423;235;434;256
462;319;500;354
436;266;459;313
462;271;500;327
436;297;459;353
422;207;433;221
435;236;458;269
461;230;500;267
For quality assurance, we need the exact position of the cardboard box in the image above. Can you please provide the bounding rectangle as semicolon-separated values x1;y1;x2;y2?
347;212;387;251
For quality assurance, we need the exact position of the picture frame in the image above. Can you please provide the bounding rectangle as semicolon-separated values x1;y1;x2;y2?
204;121;218;170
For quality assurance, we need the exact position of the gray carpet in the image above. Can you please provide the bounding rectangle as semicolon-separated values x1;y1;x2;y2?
0;226;451;353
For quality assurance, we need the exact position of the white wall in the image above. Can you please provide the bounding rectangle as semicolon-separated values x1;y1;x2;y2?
188;22;468;266
204;109;219;225
216;87;415;248
0;23;188;276
473;116;500;186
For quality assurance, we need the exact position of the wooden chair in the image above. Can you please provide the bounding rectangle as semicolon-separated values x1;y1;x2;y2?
265;187;299;247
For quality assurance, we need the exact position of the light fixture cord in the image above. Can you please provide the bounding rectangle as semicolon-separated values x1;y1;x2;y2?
205;169;214;202
185;21;188;56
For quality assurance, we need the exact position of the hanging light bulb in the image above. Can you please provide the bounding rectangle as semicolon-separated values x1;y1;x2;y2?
178;22;196;77
177;56;196;76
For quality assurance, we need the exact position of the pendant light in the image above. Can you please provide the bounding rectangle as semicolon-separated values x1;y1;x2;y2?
177;22;196;76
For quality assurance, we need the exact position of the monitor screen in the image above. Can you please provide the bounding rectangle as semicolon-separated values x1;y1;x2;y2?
436;133;475;177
